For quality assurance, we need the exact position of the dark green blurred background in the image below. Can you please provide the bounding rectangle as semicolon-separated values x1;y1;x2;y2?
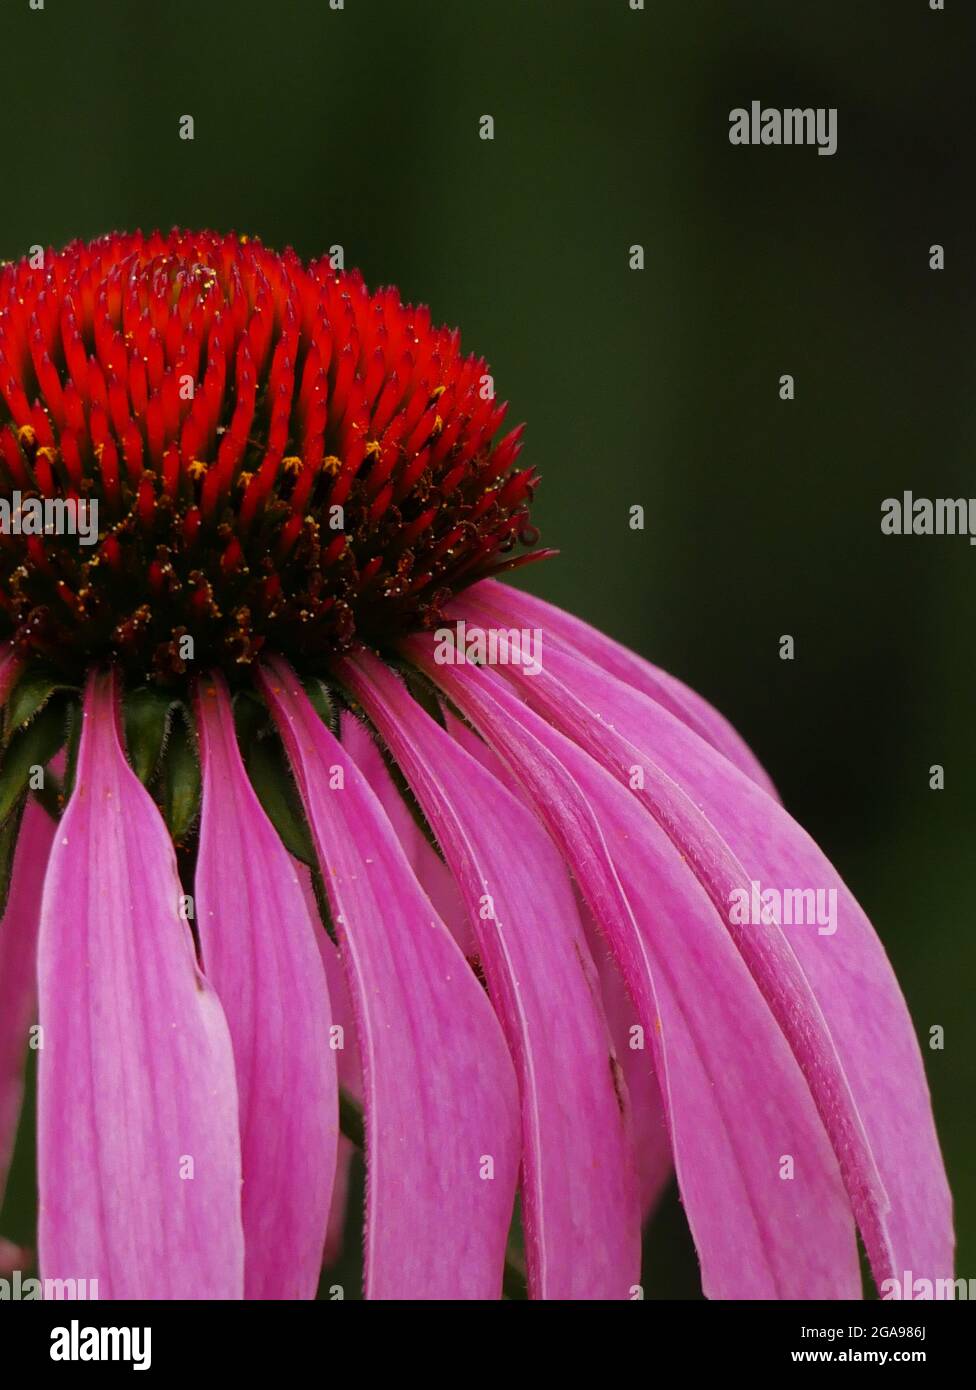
1;0;972;1297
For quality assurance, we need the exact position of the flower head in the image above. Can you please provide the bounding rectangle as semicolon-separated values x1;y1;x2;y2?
0;232;952;1301
0;229;539;685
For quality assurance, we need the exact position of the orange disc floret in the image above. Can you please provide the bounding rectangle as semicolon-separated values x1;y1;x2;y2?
0;229;546;684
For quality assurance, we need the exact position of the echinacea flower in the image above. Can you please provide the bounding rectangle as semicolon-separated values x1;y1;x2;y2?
0;229;952;1301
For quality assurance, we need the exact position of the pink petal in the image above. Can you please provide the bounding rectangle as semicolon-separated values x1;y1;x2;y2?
407;637;860;1299
36;668;244;1299
340;649;642;1299
293;859;362;1268
311;906;362;1269
258;656;520;1300
340;711;474;953
322;1138;355;1269
195;674;338;1299
0;799;56;1207
469;579;778;796
486;625;953;1288
581;907;672;1218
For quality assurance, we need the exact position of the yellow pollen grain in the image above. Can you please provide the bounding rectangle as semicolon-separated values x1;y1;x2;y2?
364;439;381;459
16;425;36;447
188;459;208;481
282;455;303;476
322;455;342;476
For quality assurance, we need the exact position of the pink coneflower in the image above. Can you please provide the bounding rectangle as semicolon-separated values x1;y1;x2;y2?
0;230;952;1300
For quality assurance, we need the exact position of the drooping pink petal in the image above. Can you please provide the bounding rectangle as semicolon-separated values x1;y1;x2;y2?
258;656;520;1300
195;674;338;1300
340;711;474;953
340;649;642;1299
36;668;244;1299
580;906;672;1218
0;799;56;1207
292;858;362;1270
443;707;535;802
407;637;860;1299
300;874;363;1100
451;599;895;1284
480;625;953;1288
310;899;362;1270
322;1136;355;1269
468;579;778;797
